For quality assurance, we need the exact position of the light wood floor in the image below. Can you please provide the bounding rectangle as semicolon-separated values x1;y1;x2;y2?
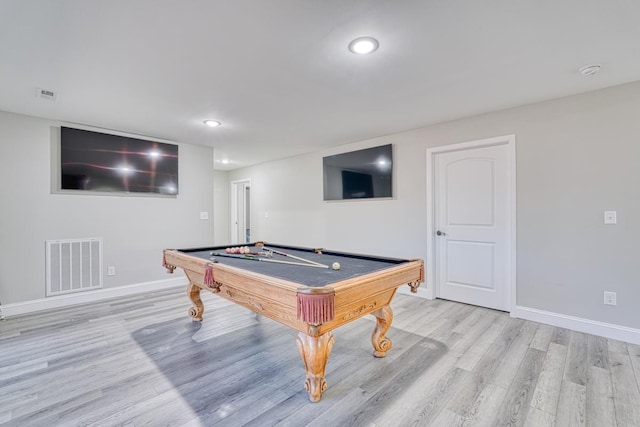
1;288;639;426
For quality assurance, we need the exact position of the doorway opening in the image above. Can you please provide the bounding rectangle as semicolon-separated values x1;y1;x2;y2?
231;179;251;244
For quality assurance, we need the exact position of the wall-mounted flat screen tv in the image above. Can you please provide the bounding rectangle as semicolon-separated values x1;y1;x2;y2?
323;144;393;201
60;127;179;195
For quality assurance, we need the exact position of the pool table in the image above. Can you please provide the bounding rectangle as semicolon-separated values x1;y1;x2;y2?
162;242;424;402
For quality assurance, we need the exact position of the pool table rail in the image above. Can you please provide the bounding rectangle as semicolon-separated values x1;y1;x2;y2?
163;248;423;335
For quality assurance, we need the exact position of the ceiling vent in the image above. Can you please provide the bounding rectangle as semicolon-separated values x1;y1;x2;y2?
36;87;57;101
579;64;601;77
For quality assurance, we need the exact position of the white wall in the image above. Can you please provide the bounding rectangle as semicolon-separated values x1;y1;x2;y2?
229;141;427;259
0;111;215;305
4;81;639;340
229;81;640;334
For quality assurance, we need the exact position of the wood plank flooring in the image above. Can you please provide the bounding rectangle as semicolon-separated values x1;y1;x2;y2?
1;288;639;426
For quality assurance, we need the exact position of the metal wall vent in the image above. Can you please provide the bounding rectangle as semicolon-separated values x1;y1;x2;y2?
46;238;103;296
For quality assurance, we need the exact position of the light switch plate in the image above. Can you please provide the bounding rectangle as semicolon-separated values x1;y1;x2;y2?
200;212;209;220
604;211;617;224
604;291;617;305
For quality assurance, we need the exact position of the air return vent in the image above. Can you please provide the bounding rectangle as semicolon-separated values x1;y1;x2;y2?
46;238;103;296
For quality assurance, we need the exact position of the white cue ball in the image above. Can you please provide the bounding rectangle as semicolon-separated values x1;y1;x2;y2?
332;262;341;270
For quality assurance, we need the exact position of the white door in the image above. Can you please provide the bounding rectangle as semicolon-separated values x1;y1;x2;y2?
433;139;513;311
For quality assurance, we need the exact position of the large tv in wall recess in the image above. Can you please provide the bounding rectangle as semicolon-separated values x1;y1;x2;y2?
60;127;179;195
323;144;393;201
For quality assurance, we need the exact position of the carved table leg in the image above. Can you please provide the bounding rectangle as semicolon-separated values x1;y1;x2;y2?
187;283;204;321
371;305;393;357
296;331;334;402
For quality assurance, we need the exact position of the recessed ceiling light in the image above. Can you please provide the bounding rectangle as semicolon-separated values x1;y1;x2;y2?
348;37;379;54
204;120;222;128
220;159;230;164
579;64;601;76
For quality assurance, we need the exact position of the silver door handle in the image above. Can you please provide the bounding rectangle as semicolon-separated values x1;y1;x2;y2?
436;230;446;236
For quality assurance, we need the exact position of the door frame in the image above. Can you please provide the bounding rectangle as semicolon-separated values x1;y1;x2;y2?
425;135;517;312
230;178;251;244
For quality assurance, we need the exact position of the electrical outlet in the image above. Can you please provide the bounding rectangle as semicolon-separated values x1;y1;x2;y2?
107;266;116;276
200;212;209;220
604;291;616;306
604;211;617;224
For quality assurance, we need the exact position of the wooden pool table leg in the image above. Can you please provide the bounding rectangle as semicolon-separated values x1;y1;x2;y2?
371;305;393;357
296;331;334;402
187;283;204;321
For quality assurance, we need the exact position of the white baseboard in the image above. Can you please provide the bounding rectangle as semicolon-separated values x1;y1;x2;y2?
513;305;640;346
1;277;187;318
5;280;637;346
395;288;640;345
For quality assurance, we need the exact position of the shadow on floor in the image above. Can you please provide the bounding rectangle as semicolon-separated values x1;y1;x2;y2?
130;303;448;425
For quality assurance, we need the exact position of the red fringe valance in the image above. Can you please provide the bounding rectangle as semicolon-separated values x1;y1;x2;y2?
297;292;335;325
204;264;214;287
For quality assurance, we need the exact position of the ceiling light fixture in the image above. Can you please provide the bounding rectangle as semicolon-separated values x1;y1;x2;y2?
204;120;222;128
579;64;601;76
348;37;379;54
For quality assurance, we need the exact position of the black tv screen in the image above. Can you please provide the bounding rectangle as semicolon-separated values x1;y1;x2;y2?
323;144;392;201
60;127;179;195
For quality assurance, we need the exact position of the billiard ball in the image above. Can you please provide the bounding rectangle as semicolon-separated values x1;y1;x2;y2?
332;262;341;270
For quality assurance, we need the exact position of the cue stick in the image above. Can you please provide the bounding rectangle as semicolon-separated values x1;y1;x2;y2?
261;246;328;268
210;252;329;268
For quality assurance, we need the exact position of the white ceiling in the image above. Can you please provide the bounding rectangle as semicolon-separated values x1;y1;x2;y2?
1;1;639;170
